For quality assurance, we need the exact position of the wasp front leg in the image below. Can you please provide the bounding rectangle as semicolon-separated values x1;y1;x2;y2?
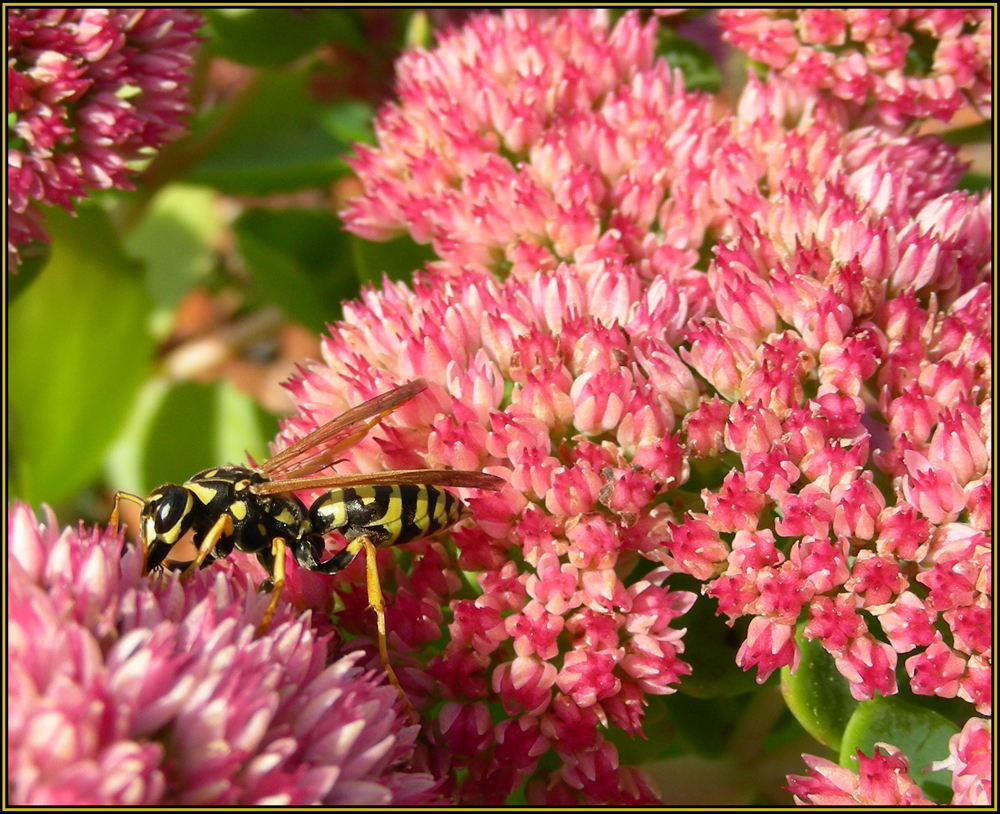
255;537;287;636
110;491;149;570
178;513;233;581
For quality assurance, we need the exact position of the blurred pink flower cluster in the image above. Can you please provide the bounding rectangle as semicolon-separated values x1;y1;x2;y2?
7;7;202;269
718;8;992;122
319;8;990;803
8;503;437;805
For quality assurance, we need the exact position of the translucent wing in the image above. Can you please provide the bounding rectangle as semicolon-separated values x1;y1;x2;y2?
252;469;506;495
261;379;429;480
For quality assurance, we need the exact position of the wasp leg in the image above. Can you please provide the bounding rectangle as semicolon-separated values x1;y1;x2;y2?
111;491;148;569
110;491;145;528
179;513;233;582
256;537;286;637
354;535;417;724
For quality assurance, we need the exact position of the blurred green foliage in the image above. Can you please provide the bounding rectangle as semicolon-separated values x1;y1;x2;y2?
7;8;413;518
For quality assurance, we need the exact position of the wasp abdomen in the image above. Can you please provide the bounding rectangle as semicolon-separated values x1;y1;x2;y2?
310;484;464;548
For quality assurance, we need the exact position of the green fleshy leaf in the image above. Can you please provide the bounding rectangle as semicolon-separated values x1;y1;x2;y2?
657;28;722;93
840;696;960;804
122;184;223;309
142;381;217;491
9;204;153;504
318;100;376;147
186;68;354;195
213;380;273;467
939;120;991;145
203;9;363;68
781;629;858;752
139;378;278;495
662;692;750;758
234;208;360;333
958;172;991;194
349;232;437;285
104;377;171;497
7;242;50;300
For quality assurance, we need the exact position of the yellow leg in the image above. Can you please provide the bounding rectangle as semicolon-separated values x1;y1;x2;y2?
256;538;286;637
111;491;147;570
359;536;416;724
110;490;145;528
179;513;233;582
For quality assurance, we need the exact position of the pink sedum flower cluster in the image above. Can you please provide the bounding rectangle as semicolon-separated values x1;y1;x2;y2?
789;717;993;807
718;8;992;123
7;502;437;805
933;716;993;806
308;9;989;803
786;744;935;805
6;8;202;269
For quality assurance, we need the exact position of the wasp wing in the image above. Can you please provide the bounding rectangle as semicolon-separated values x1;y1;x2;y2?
261;379;429;480
251;469;506;495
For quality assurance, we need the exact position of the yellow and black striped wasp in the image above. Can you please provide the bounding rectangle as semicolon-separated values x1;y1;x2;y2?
111;378;504;712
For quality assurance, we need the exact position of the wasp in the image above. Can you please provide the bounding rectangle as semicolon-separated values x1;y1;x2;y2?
111;378;504;714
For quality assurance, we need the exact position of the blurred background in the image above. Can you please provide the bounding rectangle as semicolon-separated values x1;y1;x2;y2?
7;6;990;534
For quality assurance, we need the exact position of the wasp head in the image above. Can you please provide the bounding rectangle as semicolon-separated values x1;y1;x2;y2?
140;484;195;569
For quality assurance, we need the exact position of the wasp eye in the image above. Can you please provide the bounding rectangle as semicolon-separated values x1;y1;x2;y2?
152;487;190;535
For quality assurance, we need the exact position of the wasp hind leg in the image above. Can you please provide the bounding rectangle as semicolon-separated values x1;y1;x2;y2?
341;535;417;724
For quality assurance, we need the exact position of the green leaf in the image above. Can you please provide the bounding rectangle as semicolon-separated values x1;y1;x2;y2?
133;380;279;495
7;242;50;300
939;120;991;145
9;204;153;504
142;381;216;491
203;9;363;68
840;696;960;804
663;693;750;757
122;184;223;309
781;629;858;752
234;208;361;332
350;232;438;285
104;377;172;497
319;101;376;147
214;380;273;467
657;29;722;93
959;172;991;194
186;68;354;195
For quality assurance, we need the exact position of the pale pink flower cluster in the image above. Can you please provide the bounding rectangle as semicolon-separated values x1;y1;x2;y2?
308;9;991;803
718;8;992;122
7;8;202;269
8;503;437;805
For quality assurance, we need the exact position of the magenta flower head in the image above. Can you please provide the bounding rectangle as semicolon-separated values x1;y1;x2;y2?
7;8;203;270
7;502;438;805
718;9;992;122
299;8;988;803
